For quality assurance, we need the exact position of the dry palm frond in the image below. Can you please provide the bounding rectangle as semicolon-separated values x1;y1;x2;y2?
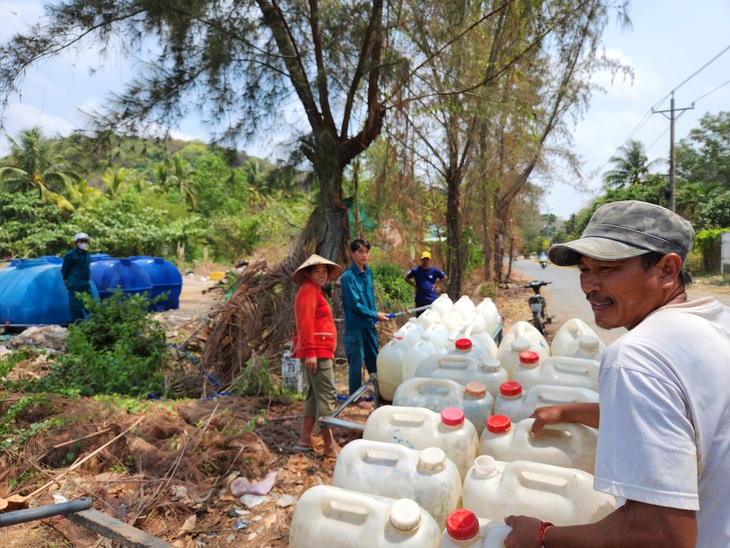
200;244;315;389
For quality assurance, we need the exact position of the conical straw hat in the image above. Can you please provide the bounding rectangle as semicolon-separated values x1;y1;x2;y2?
292;254;344;284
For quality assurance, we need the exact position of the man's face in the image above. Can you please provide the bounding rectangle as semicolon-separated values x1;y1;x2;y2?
420;257;430;268
578;255;666;330
351;246;370;269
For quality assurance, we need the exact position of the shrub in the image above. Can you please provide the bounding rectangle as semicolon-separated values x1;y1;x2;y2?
44;291;167;397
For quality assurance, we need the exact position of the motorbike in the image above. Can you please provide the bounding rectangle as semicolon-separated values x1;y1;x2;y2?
523;280;552;335
540;259;547;269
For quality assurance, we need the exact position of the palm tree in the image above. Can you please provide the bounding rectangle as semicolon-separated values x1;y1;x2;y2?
0;127;81;200
602;140;663;189
166;153;197;210
102;166;133;199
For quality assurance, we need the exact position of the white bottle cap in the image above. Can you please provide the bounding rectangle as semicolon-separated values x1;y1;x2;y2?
390;499;422;533
579;334;600;351
418;447;447;472
473;455;498;478
511;338;530;352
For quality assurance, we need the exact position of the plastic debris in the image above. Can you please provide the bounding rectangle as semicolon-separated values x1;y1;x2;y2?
230;470;278;497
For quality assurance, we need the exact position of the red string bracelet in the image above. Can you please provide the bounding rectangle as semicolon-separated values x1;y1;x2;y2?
538;521;553;547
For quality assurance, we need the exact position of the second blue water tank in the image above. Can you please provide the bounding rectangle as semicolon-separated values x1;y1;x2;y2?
130;257;182;311
90;258;153;301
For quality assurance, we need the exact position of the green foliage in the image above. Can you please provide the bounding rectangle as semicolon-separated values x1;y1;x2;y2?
0;191;70;256
43;291;167;397
696;190;730;229
234;356;286;397
371;262;412;311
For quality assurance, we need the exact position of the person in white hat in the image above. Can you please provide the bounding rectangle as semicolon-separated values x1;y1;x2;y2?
291;253;344;458
61;232;92;322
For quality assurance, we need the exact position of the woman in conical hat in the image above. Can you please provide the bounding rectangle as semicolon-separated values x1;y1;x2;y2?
291;254;343;458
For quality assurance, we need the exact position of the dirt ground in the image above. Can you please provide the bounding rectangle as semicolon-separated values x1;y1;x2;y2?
4;264;724;546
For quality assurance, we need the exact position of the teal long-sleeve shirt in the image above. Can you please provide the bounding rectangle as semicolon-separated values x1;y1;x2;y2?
340;263;378;330
61;247;91;288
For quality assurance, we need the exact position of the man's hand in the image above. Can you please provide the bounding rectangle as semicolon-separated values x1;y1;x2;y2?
304;357;317;373
377;312;391;322
504;515;543;547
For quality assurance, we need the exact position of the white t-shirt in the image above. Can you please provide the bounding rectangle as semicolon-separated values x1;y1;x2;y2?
594;297;730;546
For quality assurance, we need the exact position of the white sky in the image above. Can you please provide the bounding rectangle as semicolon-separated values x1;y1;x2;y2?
2;1;730;219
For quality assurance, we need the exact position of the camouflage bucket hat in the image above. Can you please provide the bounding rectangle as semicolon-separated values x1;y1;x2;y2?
548;200;695;266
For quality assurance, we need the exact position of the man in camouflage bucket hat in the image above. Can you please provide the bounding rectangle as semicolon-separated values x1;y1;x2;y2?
505;201;730;547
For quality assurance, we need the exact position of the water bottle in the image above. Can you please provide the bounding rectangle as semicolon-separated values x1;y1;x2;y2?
290;485;442;547
333;440;462;529
462;456;616;525
479;416;598;474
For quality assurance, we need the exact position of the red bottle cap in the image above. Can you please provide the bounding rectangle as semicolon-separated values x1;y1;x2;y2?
441;407;465;426
455;338;473;350
500;381;522;397
445;508;480;540
487;414;512;434
519;350;540;364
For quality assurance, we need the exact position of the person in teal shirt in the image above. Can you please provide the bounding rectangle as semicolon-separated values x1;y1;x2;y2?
340;238;391;406
61;232;92;323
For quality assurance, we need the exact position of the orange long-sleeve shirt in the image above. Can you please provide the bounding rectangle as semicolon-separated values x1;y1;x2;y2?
293;278;337;359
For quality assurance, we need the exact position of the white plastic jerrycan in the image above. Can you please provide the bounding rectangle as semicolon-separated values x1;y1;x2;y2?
440;510;511;548
417;348;508;401
377;336;409;401
363;406;479;480
393;377;494;437
551;318;606;360
475;298;501;336
514;354;600;392
394;317;424;346
497;321;550;364
431;293;455;317
401;338;440;382
289;485;442;548
415;307;443;330
462;456;616;526
333;440;462;529
493;381;527;422
519;384;600;422
423;321;450;352
479;415;598;474
453;295;477;318
449;326;499;360
497;338;529;380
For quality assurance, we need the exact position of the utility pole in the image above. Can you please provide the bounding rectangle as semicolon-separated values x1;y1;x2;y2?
652;93;694;211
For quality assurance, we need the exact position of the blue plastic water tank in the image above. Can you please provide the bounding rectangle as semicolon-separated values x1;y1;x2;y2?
0;259;100;325
90;253;111;262
129;257;183;311
38;255;64;264
90;258;153;300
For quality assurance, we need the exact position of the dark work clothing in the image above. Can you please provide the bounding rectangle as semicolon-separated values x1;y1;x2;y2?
406;265;446;307
61;247;91;322
341;263;380;395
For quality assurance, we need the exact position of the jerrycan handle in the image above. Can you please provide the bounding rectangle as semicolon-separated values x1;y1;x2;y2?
552;359;592;377
414;378;458;397
435;355;472;370
324;490;378;520
391;408;428;426
363;445;408;467
534;387;579;406
519;419;576;442
503;460;576;496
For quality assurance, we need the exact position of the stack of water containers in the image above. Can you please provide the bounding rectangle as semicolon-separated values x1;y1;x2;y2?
289;300;614;547
0;255;182;327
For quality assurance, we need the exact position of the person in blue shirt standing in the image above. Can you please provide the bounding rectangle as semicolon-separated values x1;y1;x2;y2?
61;232;92;323
405;250;447;315
340;238;391;407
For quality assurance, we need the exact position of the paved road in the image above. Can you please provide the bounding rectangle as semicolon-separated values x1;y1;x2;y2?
511;258;626;345
512;258;730;346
